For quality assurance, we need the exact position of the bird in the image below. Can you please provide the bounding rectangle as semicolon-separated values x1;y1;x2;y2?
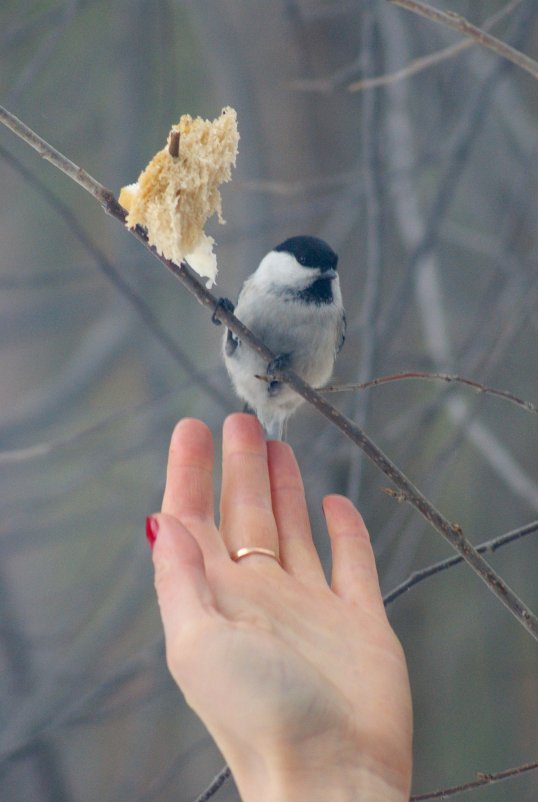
221;235;345;439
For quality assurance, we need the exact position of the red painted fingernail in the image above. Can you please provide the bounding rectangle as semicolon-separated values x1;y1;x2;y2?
145;516;159;549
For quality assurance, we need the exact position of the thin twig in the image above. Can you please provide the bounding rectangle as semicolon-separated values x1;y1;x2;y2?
322;371;538;415
384;520;538;606
191;765;231;802
349;0;524;92
349;41;472;92
387;0;538;81
291;1;523;94
2;105;538;644
168;130;180;157
410;757;538;800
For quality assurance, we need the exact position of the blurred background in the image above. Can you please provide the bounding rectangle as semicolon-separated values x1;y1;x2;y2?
1;1;538;800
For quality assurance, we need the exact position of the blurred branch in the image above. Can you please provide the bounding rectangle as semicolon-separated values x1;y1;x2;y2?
376;4;538;545
349;40;473;92
290;1;523;93
5;0;80;105
387;0;538;81
345;5;384;499
323;371;538;415
0;106;112;202
0;567;71;799
384;520;538;606
351;0;524;91
410;757;538;800
2;105;538;643
0;376;210;466
378;41;514;347
0;143;228;412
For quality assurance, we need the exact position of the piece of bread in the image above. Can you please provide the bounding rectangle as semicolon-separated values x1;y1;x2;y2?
119;107;239;286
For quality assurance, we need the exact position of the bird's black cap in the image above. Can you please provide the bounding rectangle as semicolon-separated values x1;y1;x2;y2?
274;236;338;272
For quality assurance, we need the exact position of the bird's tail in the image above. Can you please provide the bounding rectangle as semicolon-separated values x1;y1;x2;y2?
263;417;287;441
241;404;287;441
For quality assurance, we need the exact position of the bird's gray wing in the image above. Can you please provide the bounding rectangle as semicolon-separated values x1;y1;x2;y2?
337;310;346;353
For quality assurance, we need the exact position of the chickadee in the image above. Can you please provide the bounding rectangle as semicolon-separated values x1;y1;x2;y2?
221;235;345;439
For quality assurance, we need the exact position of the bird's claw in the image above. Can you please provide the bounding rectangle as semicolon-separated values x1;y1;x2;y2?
266;353;291;397
211;297;235;326
266;353;291;376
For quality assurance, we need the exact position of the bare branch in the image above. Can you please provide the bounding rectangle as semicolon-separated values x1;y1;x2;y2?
350;0;524;91
323;371;538;415
191;765;231;802
410;757;538;800
387;0;538;81
384;520;538;606
2;105;538;643
290;1;524;94
349;41;472;91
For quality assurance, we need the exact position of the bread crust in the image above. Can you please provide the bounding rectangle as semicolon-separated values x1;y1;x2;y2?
119;107;238;285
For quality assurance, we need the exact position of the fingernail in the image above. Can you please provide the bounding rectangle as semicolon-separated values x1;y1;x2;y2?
145;515;159;549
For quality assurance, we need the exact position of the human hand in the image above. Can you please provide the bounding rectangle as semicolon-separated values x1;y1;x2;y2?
148;414;412;802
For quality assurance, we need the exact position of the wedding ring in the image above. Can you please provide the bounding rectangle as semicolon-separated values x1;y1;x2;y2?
230;546;280;564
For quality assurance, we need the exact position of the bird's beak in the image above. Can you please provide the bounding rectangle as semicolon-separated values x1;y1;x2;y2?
322;268;338;280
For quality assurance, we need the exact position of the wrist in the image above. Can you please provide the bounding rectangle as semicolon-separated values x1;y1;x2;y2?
238;771;409;802
268;771;407;802
234;753;410;802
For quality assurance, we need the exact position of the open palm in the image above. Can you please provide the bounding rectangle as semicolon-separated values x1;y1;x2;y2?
151;414;412;802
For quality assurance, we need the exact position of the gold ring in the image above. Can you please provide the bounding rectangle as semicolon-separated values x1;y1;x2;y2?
231;547;280;564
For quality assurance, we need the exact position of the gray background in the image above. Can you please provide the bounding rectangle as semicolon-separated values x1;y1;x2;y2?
1;1;537;800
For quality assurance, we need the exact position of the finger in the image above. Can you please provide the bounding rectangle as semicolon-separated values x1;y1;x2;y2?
267;441;326;585
323;495;386;616
220;413;280;567
151;513;215;672
162;419;225;558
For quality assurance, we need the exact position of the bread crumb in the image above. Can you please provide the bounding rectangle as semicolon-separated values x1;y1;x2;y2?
119;107;239;287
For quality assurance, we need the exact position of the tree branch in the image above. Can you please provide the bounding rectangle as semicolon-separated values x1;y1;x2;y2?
387;0;538;81
290;1;524;94
2;104;538;642
323;371;538;415
384;520;538;606
410;757;538;800
349;0;524;92
192;765;232;802
349;40;472;92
